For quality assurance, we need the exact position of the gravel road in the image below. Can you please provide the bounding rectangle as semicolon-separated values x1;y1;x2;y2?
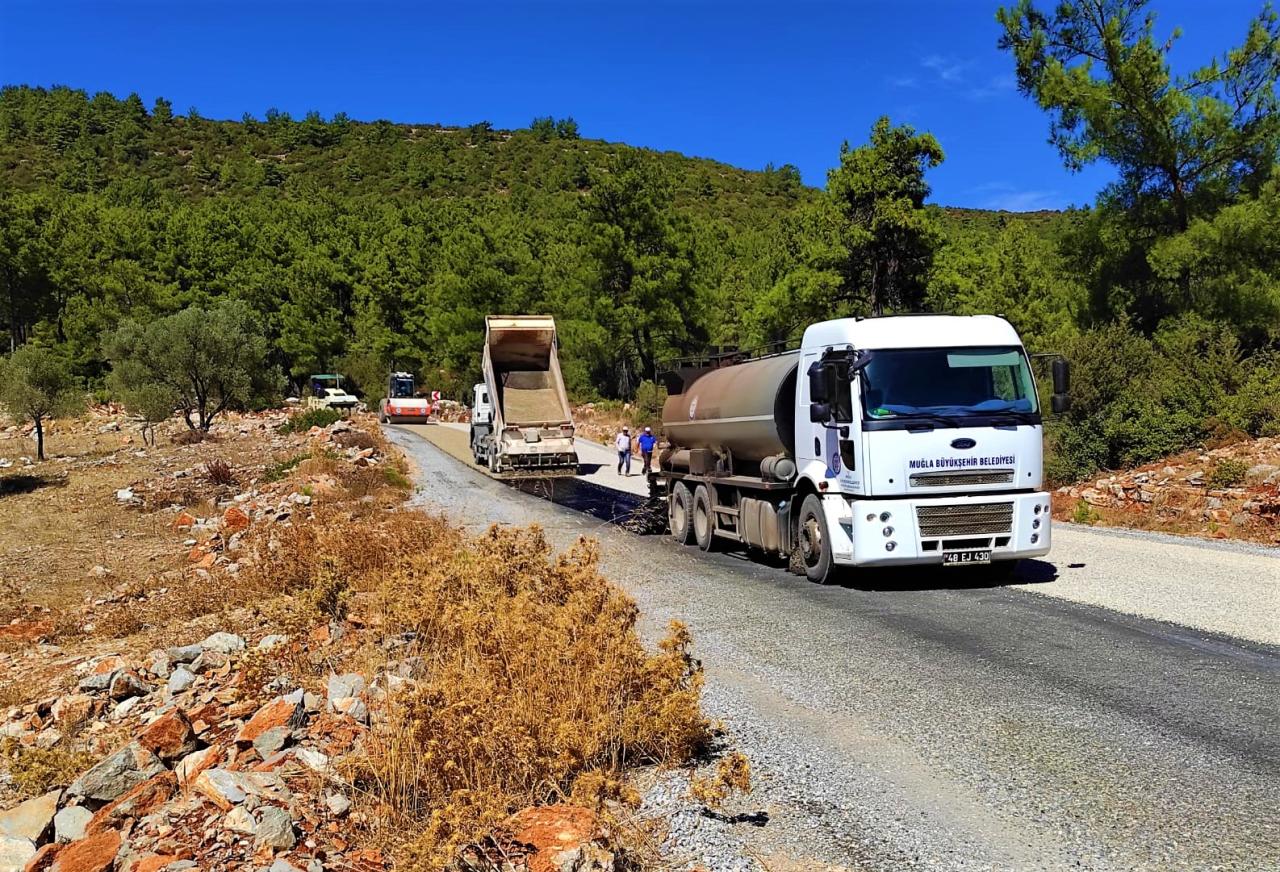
386;425;1280;872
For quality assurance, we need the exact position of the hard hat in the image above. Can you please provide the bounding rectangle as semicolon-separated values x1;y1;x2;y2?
644;426;651;432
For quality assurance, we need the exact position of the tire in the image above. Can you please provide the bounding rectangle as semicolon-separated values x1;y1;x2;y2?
669;482;694;545
693;484;715;552
797;494;834;584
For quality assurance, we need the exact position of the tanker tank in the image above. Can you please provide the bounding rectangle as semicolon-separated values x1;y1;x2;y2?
662;351;799;466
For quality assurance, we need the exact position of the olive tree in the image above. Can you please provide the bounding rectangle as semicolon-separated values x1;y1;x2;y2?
0;344;83;460
106;300;278;433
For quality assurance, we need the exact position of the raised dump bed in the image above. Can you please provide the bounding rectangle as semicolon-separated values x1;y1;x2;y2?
474;316;578;475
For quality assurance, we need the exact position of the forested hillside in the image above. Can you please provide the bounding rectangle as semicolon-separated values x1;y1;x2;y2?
0;86;1065;394
2;0;1280;484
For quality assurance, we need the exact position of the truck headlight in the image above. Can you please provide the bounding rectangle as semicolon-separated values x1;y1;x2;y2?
866;513;876;522
885;541;896;552
879;511;891;522
882;526;894;537
1032;518;1041;530
1034;504;1042;515
1030;533;1039;544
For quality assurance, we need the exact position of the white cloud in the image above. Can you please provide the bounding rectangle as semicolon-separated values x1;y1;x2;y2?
921;54;969;83
888;75;919;88
978;186;1060;211
967;74;1017;100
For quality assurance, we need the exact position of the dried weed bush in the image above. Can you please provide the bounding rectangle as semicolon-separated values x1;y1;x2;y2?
247;510;710;869
203;458;237;487
0;740;96;799
689;751;752;808
333;429;377;451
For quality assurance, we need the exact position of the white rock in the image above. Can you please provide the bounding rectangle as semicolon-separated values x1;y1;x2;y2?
199;632;245;654
0;835;35;870
53;805;92;843
292;747;329;772
224;805;255;834
167;666;195;696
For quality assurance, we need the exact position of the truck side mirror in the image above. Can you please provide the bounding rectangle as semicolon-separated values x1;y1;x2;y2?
1050;358;1070;413
1052;359;1070;394
807;361;830;403
809;402;832;423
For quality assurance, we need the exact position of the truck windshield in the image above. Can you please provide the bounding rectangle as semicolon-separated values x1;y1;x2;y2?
390;378;414;398
861;347;1038;419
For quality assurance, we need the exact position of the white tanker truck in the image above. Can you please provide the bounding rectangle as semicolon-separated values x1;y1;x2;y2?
654;315;1068;583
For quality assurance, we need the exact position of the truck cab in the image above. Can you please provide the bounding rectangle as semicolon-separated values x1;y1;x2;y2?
795;315;1055;574
469;382;494;465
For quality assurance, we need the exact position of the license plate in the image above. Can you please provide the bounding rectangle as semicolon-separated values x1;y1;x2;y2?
942;549;992;566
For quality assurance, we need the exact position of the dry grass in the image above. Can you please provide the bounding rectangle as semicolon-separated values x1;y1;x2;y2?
243;509;711;870
0;740;97;799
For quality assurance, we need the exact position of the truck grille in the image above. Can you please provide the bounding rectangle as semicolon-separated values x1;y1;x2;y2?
916;502;1014;537
910;469;1014;487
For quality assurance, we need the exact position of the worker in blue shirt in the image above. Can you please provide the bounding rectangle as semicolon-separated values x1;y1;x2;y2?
637;426;657;475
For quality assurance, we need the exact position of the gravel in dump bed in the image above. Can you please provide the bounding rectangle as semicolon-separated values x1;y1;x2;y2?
499;370;568;423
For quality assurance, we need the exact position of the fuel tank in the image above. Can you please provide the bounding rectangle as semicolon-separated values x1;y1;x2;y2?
662;351;798;462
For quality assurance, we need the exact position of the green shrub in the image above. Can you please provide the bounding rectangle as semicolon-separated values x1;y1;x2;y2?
1046;318;1267;484
382;467;413;490
277;407;342;434
1072;499;1101;525
262;452;311;482
1208;458;1248;488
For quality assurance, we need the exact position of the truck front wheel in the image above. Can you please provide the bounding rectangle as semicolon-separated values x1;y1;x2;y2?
797;494;834;584
669;482;694;545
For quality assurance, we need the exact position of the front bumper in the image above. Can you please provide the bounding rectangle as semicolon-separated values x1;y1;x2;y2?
824;492;1052;567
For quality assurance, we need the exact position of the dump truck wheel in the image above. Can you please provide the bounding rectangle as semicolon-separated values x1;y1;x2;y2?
693;485;715;552
669;482;694;545
798;494;833;584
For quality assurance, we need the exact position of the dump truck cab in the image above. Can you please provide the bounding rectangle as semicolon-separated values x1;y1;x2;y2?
470;382;494;464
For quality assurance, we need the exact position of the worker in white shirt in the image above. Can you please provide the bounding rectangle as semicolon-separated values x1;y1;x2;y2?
615;426;632;475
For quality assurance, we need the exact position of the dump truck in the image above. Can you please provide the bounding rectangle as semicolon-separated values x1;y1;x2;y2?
470;315;578;475
378;371;433;424
653;315;1068;583
305;374;359;413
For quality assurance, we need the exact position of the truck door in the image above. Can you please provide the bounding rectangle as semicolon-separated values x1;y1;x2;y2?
796;352;824;474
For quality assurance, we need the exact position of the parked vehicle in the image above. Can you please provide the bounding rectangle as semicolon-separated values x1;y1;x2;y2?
379;371;433;424
304;374;359;413
653;315;1067;583
470;315;578;475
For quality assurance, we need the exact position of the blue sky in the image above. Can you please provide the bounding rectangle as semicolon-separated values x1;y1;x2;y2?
0;0;1266;210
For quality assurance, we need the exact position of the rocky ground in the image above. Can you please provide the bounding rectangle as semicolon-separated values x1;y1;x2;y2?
0;408;710;872
1054;435;1280;544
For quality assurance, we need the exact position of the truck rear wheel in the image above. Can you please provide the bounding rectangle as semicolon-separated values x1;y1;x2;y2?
798;494;834;584
693;485;715;552
669;482;694;545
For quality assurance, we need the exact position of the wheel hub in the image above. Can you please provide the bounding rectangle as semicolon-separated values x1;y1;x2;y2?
801;513;823;565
